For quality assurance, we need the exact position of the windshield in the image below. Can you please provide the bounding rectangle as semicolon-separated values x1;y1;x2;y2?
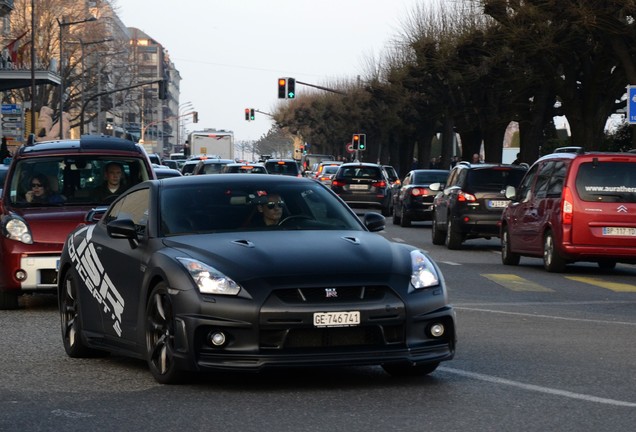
7;156;151;207
160;181;363;235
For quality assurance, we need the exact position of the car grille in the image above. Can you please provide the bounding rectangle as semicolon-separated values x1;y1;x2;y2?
275;285;386;303
261;324;405;349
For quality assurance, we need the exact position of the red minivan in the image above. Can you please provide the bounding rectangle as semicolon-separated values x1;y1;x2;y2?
0;135;155;309
500;149;636;272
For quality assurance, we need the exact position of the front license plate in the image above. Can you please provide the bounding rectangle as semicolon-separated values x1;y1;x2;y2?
488;200;509;208
313;311;360;327
603;227;636;236
349;184;368;190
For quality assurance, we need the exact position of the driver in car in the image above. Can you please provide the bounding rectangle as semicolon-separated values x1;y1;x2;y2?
253;192;284;227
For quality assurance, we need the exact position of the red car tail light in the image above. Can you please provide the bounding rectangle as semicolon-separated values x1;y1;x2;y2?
457;191;476;202
372;180;387;188
562;186;573;225
411;188;428;197
332;179;346;187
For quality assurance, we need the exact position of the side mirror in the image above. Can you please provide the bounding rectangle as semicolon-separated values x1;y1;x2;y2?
505;185;517;200
363;212;385;232
107;218;139;248
429;182;441;192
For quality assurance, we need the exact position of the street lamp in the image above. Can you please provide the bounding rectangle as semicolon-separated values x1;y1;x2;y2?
57;15;97;139
176;101;193;147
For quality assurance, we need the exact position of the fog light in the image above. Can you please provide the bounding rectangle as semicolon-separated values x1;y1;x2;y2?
15;270;27;281
430;323;445;338
208;331;226;347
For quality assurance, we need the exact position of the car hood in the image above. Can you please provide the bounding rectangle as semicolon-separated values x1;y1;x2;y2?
11;206;91;244
163;230;414;283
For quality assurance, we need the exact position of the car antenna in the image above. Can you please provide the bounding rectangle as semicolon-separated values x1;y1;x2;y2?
26;133;36;146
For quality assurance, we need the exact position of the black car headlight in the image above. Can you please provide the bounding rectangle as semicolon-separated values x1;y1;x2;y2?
3;216;33;244
410;250;440;289
176;257;241;295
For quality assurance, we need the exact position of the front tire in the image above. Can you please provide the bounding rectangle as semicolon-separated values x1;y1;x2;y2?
60;269;105;357
501;226;521;265
543;230;566;272
382;361;439;377
145;283;185;384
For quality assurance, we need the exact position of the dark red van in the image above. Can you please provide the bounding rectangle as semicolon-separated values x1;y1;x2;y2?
501;150;636;272
0;135;155;309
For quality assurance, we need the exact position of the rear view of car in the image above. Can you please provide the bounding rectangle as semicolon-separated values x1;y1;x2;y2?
501;151;636;272
331;162;393;216
264;159;301;177
431;162;527;249
393;169;449;227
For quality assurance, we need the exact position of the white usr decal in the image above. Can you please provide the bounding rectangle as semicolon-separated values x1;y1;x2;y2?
68;225;125;336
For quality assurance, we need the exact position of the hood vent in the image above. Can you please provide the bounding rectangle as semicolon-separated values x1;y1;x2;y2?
342;236;360;245
232;239;255;248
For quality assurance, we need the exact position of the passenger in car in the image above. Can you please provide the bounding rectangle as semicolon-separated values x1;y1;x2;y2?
93;162;127;202
24;173;65;204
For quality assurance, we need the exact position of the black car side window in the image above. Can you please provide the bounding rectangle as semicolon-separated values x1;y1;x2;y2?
105;188;150;236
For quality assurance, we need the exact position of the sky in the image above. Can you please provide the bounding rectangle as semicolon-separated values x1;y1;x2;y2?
116;0;424;143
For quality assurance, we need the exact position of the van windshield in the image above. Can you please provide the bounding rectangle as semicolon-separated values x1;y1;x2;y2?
575;162;636;203
7;156;151;207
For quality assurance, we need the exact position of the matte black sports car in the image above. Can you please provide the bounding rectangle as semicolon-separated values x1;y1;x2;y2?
58;174;455;384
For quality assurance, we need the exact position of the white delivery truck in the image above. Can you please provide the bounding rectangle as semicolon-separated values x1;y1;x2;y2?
186;129;234;159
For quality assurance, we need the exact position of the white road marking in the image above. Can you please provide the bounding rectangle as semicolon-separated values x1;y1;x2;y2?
439;367;636;407
441;261;462;266
455;306;636;326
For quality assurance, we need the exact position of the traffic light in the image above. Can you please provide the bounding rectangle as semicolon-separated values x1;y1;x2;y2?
278;78;287;99
287;78;296;99
245;108;250;121
358;134;366;151
250;108;255;120
352;134;360;150
192;111;198;123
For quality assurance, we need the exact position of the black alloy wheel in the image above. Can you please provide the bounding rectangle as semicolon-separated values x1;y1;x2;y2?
60;269;104;357
145;283;185;384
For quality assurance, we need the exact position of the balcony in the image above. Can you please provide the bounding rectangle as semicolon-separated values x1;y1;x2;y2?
0;0;14;17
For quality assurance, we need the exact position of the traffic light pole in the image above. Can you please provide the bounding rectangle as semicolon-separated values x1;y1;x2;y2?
296;80;346;95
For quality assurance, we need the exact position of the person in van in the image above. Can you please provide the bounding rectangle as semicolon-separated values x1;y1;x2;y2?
24;173;64;204
93;162;127;202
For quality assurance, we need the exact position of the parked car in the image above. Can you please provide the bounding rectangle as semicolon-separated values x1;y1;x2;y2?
264;159;302;177
57;174;455;384
191;158;234;175
393;169;449;227
501;151;636;272
430;162;528;249
331;162;394;216
0;135;156;309
221;162;268;174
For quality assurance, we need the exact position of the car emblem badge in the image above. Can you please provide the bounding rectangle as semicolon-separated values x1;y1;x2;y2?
325;288;338;298
617;205;628;213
